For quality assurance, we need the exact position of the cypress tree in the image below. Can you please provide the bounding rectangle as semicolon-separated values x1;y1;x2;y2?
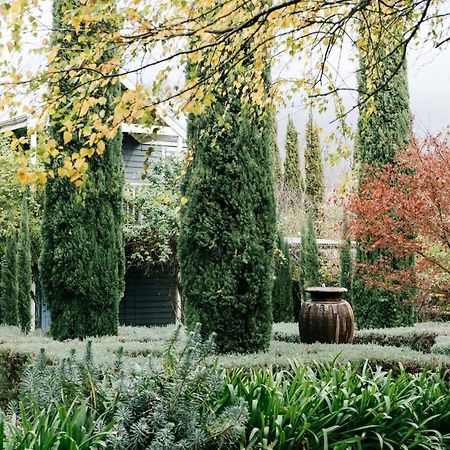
299;212;321;298
270;116;282;187
40;0;124;340
339;211;352;291
0;230;19;326
17;194;32;333
179;61;276;354
272;233;294;323
283;117;302;194
304;113;325;226
352;28;415;328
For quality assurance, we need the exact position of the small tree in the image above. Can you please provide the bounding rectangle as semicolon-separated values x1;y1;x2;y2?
0;230;19;326
339;212;353;291
352;26;415;329
283;117;302;194
17;194;32;333
300;212;321;298
304;113;325;228
272;233;294;322
348;136;449;297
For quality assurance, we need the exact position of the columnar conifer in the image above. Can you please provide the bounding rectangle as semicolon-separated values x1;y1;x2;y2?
17;194;32;333
271;117;282;187
272;233;294;322
352;30;415;328
299;213;321;298
283;117;302;194
40;0;124;340
339;212;353;291
304;114;325;227
179;59;276;353
0;230;19;326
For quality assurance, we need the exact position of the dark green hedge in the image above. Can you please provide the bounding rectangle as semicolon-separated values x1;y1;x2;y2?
0;349;29;408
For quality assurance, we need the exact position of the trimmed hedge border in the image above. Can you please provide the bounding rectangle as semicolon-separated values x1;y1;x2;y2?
2;322;450;409
273;322;450;354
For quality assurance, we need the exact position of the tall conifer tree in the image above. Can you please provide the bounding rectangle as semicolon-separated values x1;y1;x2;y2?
40;0;124;340
0;230;19;326
17;194;32;333
272;233;294;322
270;116;282;187
179;48;276;353
283;117;302;194
304;113;325;227
340;212;353;292
299;213;321;299
352;25;415;328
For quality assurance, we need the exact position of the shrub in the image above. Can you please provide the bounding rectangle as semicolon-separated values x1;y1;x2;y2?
14;324;247;450
124;158;182;271
274;322;450;354
432;336;450;356
109;325;247;449
0;349;29;409
220;339;450;373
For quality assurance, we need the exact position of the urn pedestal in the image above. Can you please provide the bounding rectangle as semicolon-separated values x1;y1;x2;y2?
299;287;355;344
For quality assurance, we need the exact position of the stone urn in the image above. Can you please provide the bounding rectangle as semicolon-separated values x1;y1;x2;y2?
299;287;355;344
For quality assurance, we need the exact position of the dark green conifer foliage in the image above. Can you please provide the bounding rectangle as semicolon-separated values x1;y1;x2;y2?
283;117;302;194
17;195;32;333
40;0;125;340
299;213;321;298
0;231;19;326
304;114;325;225
272;233;294;322
339;212;353;291
179;70;276;353
352;37;415;329
270;117;282;187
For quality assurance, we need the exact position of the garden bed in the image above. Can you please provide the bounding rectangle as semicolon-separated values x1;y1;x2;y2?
273;321;450;353
3;322;450;408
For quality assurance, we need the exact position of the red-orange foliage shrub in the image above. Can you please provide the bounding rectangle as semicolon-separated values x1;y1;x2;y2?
348;135;450;296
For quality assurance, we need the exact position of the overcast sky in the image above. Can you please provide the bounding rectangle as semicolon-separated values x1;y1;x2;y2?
276;37;450;190
3;2;450;191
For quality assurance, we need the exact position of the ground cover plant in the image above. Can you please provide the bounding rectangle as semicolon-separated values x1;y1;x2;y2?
224;363;450;449
1;326;450;449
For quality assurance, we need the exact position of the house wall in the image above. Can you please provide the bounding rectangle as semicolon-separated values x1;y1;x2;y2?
119;266;177;327
122;133;182;183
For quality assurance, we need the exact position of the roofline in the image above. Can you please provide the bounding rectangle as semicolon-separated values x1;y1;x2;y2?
0;82;187;139
0;114;28;132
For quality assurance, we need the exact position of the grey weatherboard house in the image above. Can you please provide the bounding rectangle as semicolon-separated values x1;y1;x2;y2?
0;85;186;330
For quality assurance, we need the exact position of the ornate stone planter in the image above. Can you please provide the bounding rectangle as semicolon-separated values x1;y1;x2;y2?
299;287;355;344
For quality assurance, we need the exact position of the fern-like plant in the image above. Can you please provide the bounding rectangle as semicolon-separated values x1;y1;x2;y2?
109;324;248;450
